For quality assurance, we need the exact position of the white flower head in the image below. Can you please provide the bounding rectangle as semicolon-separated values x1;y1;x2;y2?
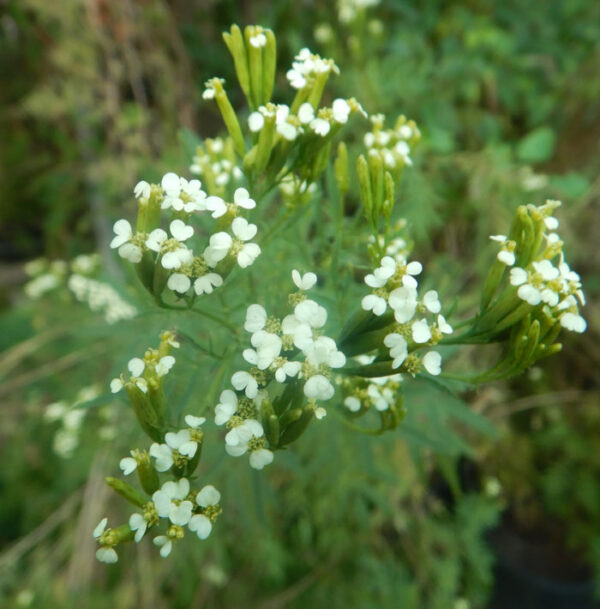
292;269;317;290
215;389;238;425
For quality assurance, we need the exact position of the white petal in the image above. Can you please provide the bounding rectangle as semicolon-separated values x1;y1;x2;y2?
196;484;221;507
128;357;145;377
189;514;212;539
423;351;442;375
248;112;265;132
185;415;205;428
249;448;274;470
167;273;191;294
119;457;137;476
412;320;432;343
170;219;194;241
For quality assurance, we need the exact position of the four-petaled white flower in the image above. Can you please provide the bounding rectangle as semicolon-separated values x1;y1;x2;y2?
292;269;318;290
152;479;194;526
189;484;221;539
304;374;335;401
384;333;408;369
215;389;238;425
110;219;142;263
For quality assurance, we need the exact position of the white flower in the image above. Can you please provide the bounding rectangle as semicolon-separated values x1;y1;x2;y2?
384;333;408;368
231;371;259;398
367;384;391;411
233;188;256;210
498;250;516;266
304;336;346;368
161;172;180;193
205;195;227;218
249;33;267;47
96;547;118;563
532;259;559;281
93;517;108;539
215;389;238;425
152;479;193;526
119;456;137;476
518;284;542;306
510;267;528;286
294;299;327;328
110;219;134;249
274;360;301;383
134;180;151;200
110;378;123;393
110;220;142;263
344;396;362;412
245;304;267;333
185;414;205;428
203;232;233;267
437;314;453;334
225;419;263;455
155;355;175;377
194;273;223;295
249;448;274;470
277;121;298;141
197;484;221;507
423;351;442;375
165;429;198;458
332;98;350;123
170;219;194;241
281;315;313;350
412;320;432;344
292;269;317;290
298;102;315;124
304;374;335;400
247;331;282;369
149;442;173;472
153;535;173;558
188;514;212;539
560;312;586;333
311;118;330;136
231;217;261;268
423;290;441;313
361;293;387;316
129;513;147;543
128;357;145;377
286;68;307;89
248;111;265;132
167;273;191;294
388;286;418;323
145;228;168;252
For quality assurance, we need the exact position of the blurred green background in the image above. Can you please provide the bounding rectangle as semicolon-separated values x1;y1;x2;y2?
1;1;599;608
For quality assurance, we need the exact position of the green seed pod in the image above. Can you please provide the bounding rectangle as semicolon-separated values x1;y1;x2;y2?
253;113;276;173
382;171;395;221
223;25;252;105
262;29;277;104
481;258;507;312
368;152;384;223
334;142;349;195
307;70;330;109
357;155;373;220
245;27;263;108
214;87;246;158
105;477;147;508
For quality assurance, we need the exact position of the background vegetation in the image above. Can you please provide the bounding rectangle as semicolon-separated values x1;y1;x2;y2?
1;1;599;607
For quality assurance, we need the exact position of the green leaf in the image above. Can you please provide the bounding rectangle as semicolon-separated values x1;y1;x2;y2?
516;126;556;163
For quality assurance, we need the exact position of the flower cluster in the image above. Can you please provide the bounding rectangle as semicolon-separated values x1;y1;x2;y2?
68;274;137;323
343;372;402;414
110;330;179;396
286;47;340;90
93;478;221;561
364;114;421;173
110;174;261;298
247;98;364;143
490;200;586;333
45;386;105;458
189;136;243;196
361;255;453;375
214;270;346;469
